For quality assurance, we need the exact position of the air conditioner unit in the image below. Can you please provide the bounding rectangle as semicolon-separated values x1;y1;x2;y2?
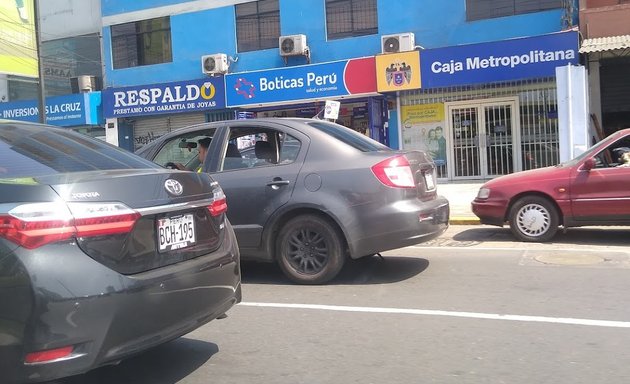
201;53;229;75
279;34;308;57
381;32;415;54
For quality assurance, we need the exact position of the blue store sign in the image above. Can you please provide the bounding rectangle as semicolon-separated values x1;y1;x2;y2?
225;57;377;107
102;77;226;118
0;93;102;126
420;30;579;88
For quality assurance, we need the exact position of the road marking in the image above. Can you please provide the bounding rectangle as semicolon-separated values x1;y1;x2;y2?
239;302;630;329
408;245;627;253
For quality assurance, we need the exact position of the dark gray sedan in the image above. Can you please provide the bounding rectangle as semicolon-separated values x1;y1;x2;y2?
0;122;240;383
137;118;449;284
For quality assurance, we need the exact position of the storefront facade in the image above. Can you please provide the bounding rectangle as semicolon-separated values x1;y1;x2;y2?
225;57;387;143
102;77;228;151
383;30;580;181
0;92;104;136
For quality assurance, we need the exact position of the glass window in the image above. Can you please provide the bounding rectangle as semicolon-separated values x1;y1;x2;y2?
326;0;378;40
236;0;280;52
111;17;172;69
466;0;562;21
222;127;301;170
152;129;216;172
306;121;390;152
593;135;630;169
0;123;158;178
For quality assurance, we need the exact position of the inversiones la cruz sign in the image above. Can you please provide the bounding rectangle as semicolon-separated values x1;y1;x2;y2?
102;77;226;118
420;30;579;88
0;93;100;126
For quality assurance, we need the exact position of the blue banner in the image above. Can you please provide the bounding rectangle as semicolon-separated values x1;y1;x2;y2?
102;77;226;118
420;31;579;88
225;57;377;107
226;61;346;107
0;93;102;126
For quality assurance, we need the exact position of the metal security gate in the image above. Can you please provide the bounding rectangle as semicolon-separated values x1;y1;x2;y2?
133;113;206;151
447;98;519;180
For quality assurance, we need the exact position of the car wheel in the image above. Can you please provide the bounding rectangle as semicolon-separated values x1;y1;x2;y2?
276;215;346;284
508;196;559;242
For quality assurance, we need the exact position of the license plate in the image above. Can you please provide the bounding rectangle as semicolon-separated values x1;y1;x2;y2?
424;172;435;190
157;214;196;252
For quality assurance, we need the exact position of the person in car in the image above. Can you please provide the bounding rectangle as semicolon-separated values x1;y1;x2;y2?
168;137;211;171
619;151;630;167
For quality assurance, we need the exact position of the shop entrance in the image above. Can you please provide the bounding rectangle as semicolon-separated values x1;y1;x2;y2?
446;98;520;180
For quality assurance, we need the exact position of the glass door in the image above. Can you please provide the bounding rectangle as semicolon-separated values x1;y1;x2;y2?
450;107;480;179
448;98;519;180
484;103;515;177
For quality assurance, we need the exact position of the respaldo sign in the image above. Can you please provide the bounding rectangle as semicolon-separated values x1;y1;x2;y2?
420;30;579;88
102;78;226;118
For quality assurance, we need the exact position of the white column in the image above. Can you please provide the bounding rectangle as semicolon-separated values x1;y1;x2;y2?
105;118;119;146
556;64;589;162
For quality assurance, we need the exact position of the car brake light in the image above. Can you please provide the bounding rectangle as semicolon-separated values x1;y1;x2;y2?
0;202;140;249
0;203;75;249
371;155;416;188
25;346;74;364
68;202;140;237
208;188;228;216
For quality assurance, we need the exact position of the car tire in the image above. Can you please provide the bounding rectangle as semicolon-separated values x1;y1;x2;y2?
508;196;559;242
276;215;346;284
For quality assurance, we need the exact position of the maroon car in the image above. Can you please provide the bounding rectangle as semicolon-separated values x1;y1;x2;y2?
472;128;630;242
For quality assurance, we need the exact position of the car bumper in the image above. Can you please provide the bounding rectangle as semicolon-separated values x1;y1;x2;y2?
471;198;508;226
347;196;449;258
1;225;241;384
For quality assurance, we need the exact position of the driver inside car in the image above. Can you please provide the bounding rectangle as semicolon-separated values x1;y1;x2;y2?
166;137;211;172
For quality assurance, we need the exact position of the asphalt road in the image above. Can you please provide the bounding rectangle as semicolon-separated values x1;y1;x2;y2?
56;225;630;384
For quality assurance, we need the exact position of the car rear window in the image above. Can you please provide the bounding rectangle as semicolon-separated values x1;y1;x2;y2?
0;123;159;178
306;121;391;152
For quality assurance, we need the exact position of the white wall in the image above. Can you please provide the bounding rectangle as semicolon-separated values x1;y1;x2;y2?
39;0;101;41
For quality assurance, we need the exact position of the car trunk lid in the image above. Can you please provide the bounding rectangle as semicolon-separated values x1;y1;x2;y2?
42;169;227;274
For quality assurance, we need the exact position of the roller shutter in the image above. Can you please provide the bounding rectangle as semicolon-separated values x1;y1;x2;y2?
132;113;206;151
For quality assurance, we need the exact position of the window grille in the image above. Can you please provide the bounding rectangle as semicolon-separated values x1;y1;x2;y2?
466;0;562;21
236;0;280;52
111;17;172;69
326;0;378;40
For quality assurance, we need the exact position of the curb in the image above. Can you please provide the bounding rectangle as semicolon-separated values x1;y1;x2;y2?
449;216;481;225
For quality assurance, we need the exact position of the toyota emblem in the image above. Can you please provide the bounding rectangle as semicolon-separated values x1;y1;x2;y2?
164;179;184;196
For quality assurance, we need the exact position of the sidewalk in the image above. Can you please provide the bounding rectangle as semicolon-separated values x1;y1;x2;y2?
436;181;484;225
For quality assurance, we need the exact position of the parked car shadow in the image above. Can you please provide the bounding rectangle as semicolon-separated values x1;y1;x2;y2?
241;256;429;285
453;226;630;247
54;338;218;384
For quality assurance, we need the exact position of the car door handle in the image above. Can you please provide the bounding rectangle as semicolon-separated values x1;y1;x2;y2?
267;178;290;189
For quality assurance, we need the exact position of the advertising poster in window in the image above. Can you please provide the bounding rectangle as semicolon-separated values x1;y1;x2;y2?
401;103;446;166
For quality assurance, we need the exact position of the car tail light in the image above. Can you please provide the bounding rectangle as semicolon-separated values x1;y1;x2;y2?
25;346;74;364
208;187;228;216
371;155;416;188
68;202;140;237
0;202;140;249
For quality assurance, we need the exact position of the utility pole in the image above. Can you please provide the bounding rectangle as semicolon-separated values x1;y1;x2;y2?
33;0;46;123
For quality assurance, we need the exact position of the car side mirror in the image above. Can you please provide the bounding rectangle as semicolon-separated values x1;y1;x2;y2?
582;158;596;171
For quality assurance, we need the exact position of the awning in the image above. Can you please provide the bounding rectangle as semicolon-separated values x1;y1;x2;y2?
580;35;630;53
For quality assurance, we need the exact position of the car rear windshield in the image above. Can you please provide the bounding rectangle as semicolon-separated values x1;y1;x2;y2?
0;123;159;178
306;121;391;152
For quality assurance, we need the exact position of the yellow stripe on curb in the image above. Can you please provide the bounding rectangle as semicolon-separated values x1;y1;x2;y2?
449;216;481;225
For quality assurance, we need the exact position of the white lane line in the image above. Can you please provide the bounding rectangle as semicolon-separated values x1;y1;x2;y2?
239;302;630;329
407;246;627;253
